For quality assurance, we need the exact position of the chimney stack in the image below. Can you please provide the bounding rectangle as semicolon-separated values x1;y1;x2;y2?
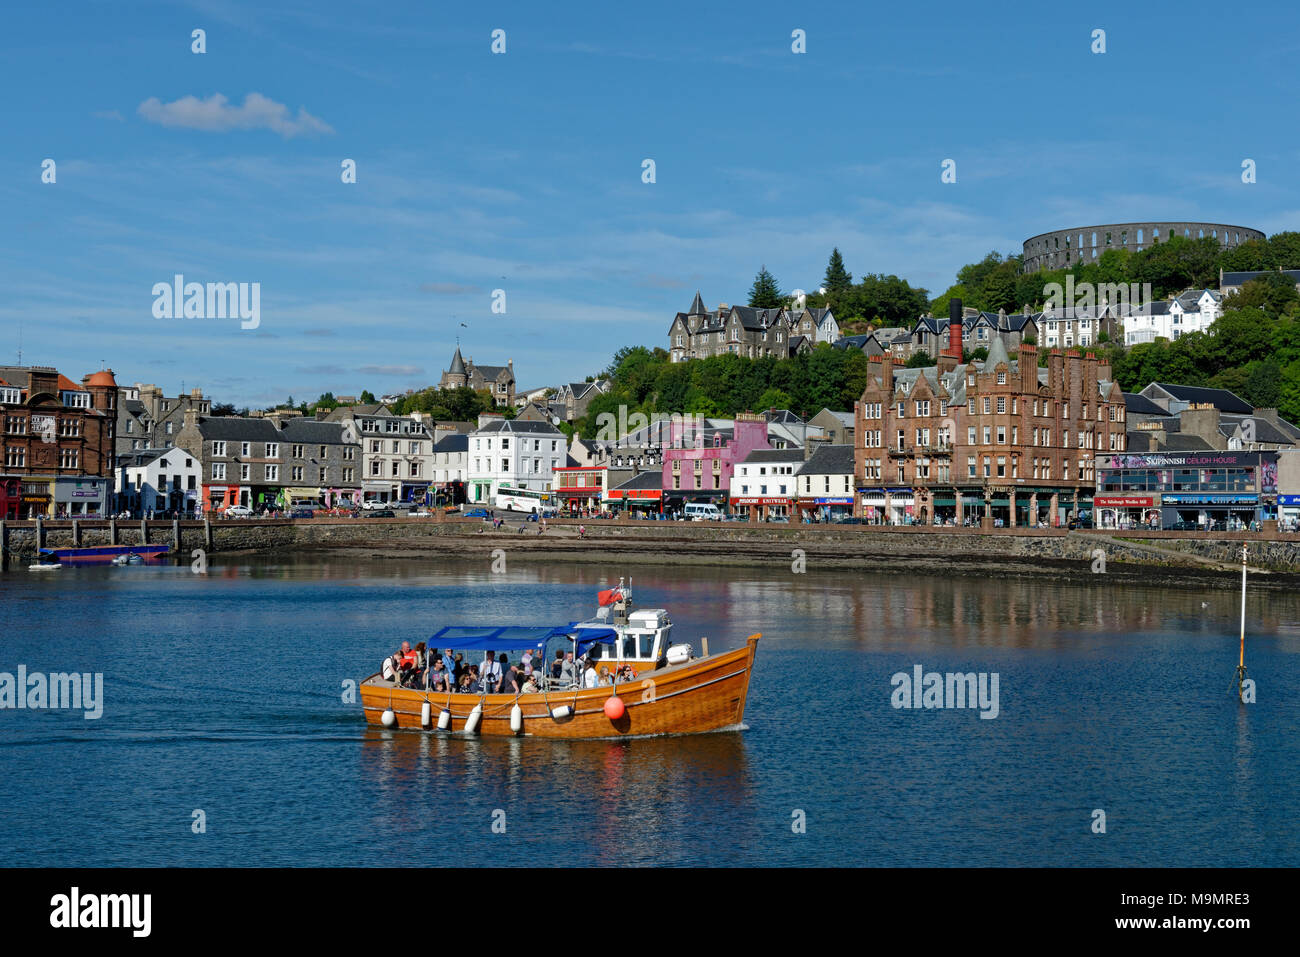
947;298;964;358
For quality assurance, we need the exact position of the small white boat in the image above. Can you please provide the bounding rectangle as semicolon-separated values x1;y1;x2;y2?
29;562;62;571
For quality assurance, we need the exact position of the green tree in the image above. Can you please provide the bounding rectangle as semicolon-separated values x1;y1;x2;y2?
748;265;783;309
360;390;376;404
822;248;853;298
1244;358;1282;408
757;388;794;411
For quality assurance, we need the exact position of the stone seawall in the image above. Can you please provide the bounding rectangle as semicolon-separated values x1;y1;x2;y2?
4;517;1298;582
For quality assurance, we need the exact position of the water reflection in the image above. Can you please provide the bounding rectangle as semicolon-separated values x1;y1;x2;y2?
358;726;754;865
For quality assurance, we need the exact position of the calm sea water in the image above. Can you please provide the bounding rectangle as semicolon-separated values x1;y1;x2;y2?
1;556;1297;867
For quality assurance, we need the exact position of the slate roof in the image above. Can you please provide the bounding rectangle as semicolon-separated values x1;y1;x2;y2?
195;416;282;441
797;444;856;476
474;418;563;435
763;409;804;424
739;448;806;465
473;365;511;381
611;470;664;492
1219;415;1295;445
688;291;706;315
833;334;876;351
1221;269;1300;287
448;347;467;375
1157;434;1216;452
1149;383;1253;414
1122;392;1170;417
432;433;468;453
278;419;356;443
117;447;178;469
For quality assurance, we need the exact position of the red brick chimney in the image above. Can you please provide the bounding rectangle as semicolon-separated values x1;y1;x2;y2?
946;298;964;358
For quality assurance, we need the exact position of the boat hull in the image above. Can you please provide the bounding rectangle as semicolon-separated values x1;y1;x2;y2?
40;544;170;565
360;635;758;739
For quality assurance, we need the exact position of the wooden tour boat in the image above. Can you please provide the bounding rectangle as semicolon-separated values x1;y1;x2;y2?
360;581;759;739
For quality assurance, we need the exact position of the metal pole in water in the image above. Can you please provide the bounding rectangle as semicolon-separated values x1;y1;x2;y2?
1235;543;1248;701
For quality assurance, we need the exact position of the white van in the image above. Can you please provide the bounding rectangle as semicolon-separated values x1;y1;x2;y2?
684;503;724;521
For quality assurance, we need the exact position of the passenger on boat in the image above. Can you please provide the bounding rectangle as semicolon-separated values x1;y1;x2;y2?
598;665;612;686
394;641;418;684
551;650;565;681
457;673;474;694
465;666;482;693
428;658;451;691
560;652;578;688
521;648;535;675
499;665;521;695
582;659;599;689
480;652;502;693
450;652;463;683
521;672;540;694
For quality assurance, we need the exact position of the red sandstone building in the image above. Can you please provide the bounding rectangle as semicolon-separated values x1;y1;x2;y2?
0;366;118;518
853;302;1126;527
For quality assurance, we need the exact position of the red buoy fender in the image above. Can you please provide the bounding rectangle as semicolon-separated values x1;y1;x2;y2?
604;696;625;720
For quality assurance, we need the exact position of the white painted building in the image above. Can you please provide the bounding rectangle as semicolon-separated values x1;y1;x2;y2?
795;445;856;518
1124;289;1221;345
467;416;567;504
116;447;202;516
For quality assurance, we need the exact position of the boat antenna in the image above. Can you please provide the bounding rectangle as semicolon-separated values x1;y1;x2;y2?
1233;543;1249;702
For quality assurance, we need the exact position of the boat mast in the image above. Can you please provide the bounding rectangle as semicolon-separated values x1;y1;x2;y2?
1234;543;1248;702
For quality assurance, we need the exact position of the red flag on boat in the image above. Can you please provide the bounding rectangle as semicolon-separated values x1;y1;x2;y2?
598;587;623;606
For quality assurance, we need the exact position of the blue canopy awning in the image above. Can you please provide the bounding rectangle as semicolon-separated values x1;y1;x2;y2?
427;623;620;653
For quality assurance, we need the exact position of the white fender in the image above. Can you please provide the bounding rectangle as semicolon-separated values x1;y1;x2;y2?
420;700;432;728
381;708;396;728
465;702;483;734
550;705;572;720
437;707;451;731
510;703;523;734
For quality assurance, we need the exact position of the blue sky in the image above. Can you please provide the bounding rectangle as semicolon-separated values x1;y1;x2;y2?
3;0;1298;407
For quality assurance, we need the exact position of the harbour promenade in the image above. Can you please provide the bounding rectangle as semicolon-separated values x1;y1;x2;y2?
3;514;1299;581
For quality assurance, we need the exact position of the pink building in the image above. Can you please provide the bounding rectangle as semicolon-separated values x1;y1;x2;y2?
662;413;770;511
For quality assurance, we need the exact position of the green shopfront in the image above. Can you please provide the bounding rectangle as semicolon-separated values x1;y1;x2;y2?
859;486;1085;527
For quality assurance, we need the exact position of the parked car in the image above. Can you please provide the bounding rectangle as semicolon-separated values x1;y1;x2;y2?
1168;520;1199;531
223;505;253;518
360;500;393;510
288;506;316;519
835;517;864;525
367;509;396;518
411;509;432;517
463;508;490;518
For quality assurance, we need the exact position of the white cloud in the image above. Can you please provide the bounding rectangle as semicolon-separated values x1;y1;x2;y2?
358;364;424;377
137;92;334;138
